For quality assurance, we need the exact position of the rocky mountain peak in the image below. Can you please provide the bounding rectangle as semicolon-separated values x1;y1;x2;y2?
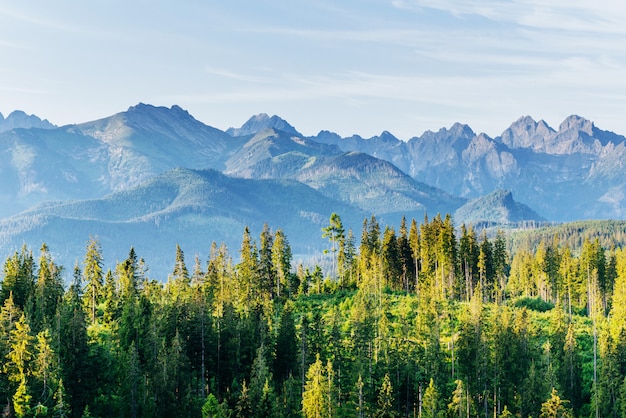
379;130;400;143
227;113;300;137
498;115;555;150
0;110;55;133
419;123;475;142
558;115;594;135
449;122;475;139
125;103;193;120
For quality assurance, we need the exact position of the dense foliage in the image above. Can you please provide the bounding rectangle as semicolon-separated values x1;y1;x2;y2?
1;213;626;417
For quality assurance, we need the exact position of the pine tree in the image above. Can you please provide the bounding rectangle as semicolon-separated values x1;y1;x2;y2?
258;223;276;301
5;313;33;384
560;323;581;411
272;229;292;298
539;388;573;418
302;354;333;418
397;216;415;293
32;328;57;408
408;218;420;293
5;313;33;417
421;378;440;418
356;374;365;418
235;381;253;418
374;373;397;418
493;230;508;304
448;379;474;418
101;269;118;324
0;245;35;310
33;244;64;333
83;237;104;324
119;247;140;301
381;226;401;290
274;302;298;384
0;292;22;360
322;213;345;280
258;379;277;417
12;376;32;418
249;345;271;411
202;393;220;418
53;379;71;418
280;374;302;418
237;226;259;311
459;224;478;301
171;244;190;289
59;279;91;416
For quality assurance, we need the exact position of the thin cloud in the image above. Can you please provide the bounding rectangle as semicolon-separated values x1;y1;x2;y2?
392;0;626;34
203;66;271;84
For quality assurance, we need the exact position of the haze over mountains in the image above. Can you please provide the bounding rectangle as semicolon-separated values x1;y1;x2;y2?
0;103;623;278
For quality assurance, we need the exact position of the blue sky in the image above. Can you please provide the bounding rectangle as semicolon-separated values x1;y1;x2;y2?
1;1;625;140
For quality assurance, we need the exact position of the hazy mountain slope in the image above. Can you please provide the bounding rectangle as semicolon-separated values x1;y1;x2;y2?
0;127;109;216
231;148;465;218
313;130;410;172
0;168;366;278
454;190;545;225
0;110;55;133
224;128;339;174
0;104;247;216
76;103;245;190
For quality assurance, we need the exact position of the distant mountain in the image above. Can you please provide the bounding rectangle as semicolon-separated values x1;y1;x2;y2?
232;149;464;219
0;104;245;216
75;103;245;187
3;102;626;280
313;130;409;170
311;115;626;221
0;168;366;278
224;128;339;174
0;110;55;133
0;127;109;216
227;113;300;137
454;190;545;225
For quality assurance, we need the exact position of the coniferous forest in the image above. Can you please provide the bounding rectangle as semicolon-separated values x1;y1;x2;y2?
2;213;626;417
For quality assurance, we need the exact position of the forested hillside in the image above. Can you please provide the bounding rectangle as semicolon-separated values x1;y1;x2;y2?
2;214;626;417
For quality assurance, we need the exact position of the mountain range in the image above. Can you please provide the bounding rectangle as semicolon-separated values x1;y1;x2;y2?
0;103;622;279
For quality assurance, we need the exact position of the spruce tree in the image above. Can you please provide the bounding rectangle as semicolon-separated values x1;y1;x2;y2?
374;373;396;418
83;237;104;324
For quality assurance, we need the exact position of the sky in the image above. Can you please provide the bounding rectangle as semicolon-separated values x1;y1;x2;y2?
1;0;626;140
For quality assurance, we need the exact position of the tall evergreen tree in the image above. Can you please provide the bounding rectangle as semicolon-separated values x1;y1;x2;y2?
322;213;345;280
237;226;259;312
33;244;65;333
258;223;276;301
83;237;104;324
539;388;573;418
272;229;292;299
59;276;91;417
375;373;397;418
31;328;58;409
302;354;334;418
274;302;298;385
0;245;35;310
421;378;441;418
